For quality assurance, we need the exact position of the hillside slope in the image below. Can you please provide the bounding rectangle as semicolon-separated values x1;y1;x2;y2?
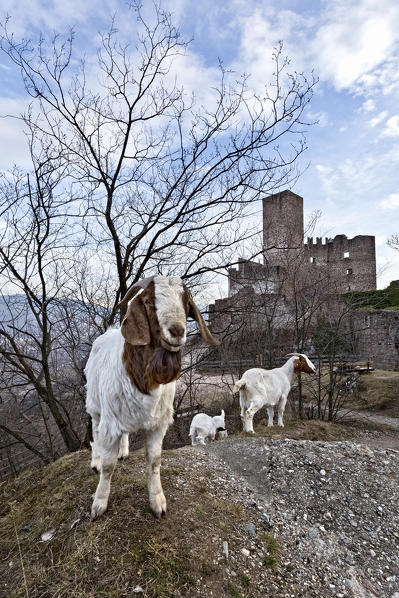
1;437;398;598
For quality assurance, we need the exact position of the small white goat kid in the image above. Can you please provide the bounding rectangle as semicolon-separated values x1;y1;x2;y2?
85;276;219;519
189;410;227;446
233;354;316;433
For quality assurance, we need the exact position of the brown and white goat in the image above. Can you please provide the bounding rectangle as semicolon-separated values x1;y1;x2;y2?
233;353;316;433
85;276;219;519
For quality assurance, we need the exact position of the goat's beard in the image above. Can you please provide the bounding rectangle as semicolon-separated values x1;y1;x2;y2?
148;347;182;386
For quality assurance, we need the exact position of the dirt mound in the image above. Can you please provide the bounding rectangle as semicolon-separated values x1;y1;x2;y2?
1;436;398;597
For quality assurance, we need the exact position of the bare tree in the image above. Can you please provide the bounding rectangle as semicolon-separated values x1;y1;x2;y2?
388;233;399;252
0;3;317;473
0;3;317;321
0;151;102;467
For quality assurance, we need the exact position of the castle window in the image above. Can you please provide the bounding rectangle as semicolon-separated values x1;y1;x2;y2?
310;256;316;263
346;268;352;275
343;251;350;258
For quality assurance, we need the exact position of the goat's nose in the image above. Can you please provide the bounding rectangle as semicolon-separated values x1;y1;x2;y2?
168;324;185;339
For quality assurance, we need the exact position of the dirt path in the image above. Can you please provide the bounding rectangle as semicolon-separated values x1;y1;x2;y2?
339;409;399;451
341;409;399;430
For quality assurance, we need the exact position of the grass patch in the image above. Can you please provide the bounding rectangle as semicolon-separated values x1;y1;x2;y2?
260;533;281;571
353;369;399;417
240;574;250;588
0;448;247;598
226;582;243;598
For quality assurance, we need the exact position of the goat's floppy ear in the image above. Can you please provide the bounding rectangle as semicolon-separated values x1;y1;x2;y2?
186;292;220;346
121;293;150;346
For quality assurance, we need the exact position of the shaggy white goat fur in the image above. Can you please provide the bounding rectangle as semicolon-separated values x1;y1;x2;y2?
189;410;227;446
233;354;315;433
85;276;219;520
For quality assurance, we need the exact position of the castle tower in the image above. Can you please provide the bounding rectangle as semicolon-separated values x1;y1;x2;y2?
262;189;304;267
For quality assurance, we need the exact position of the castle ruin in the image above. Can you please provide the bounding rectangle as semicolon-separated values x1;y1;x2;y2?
209;190;398;370
229;189;377;298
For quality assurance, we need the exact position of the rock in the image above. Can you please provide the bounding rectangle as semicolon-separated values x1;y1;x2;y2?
222;541;229;559
40;529;56;542
308;528;319;539
241;548;250;557
245;522;256;538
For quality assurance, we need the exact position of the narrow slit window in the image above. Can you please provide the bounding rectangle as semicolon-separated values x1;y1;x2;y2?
343;251;350;258
346;268;352;275
310;256;316;263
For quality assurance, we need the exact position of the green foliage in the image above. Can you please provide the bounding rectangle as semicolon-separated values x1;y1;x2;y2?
342;280;399;310
226;582;243;598
260;533;281;570
240;574;251;588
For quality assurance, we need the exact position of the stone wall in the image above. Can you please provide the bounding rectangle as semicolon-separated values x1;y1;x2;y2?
351;309;399;371
304;235;376;293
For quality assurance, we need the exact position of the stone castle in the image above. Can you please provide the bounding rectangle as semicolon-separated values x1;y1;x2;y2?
228;189;376;298
209;190;398;370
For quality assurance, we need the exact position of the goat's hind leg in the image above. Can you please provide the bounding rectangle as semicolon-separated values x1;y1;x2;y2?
267;406;274;427
277;395;288;427
145;425;168;518
118;432;129;460
91;432;120;519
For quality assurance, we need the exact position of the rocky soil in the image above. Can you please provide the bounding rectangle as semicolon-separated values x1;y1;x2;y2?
198;436;399;598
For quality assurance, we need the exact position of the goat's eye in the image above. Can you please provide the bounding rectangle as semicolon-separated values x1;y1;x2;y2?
145;299;152;306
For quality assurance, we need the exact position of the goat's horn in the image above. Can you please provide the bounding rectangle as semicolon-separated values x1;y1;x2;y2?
284;353;300;357
115;276;155;309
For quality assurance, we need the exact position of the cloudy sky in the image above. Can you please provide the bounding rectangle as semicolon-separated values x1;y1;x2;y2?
0;0;398;288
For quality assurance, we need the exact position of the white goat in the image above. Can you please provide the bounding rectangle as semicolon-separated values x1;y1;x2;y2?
189;410;227;446
233;354;316;433
85;276;219;519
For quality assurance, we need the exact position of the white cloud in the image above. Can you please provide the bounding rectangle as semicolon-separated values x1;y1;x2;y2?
382;115;399;137
380;192;399;209
369;110;388;127
307;111;329;127
310;0;399;91
362;99;376;112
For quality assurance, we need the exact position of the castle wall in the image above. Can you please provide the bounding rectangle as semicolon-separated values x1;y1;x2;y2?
304;234;376;293
351;310;399;370
228;259;283;297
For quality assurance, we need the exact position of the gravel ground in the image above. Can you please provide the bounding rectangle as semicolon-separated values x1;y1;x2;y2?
180;436;399;598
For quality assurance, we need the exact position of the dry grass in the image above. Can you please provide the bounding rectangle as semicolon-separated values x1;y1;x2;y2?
234;418;358;442
0;448;278;598
352;369;399;416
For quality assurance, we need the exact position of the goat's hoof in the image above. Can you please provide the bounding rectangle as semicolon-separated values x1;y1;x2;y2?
152;507;167;519
91;457;101;472
150;493;167;519
278;423;284;428
91;498;108;520
118;453;129;461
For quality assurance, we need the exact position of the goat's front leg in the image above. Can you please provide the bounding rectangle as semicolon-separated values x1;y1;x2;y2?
267;406;274;427
91;434;120;519
145;425;168;518
242;406;256;433
118;433;129;460
90;414;101;473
